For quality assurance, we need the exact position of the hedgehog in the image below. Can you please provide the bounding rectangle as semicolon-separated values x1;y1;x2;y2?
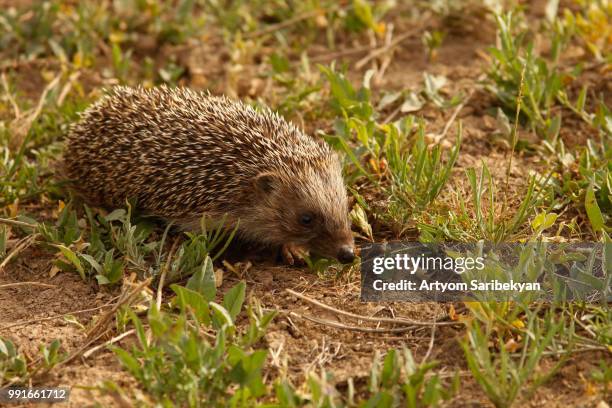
64;86;356;264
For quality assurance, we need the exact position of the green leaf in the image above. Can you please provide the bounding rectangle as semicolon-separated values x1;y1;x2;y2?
101;251;124;284
186;256;216;301
54;244;85;280
381;349;399;388
80;253;101;273
128;309;148;352
223;281;246;320
400;92;424;113
269;52;290;73
546;114;561;140
350;203;373;241
275;381;302;407
41;339;61;367
604;232;612;277
228;346;267;396
111;346;141;375
531;212;558;232
171;284;211;326
352;0;376;31
0;339;9;356
585;184;605;232
210;301;234;328
104;209;126;222
95;275;110;285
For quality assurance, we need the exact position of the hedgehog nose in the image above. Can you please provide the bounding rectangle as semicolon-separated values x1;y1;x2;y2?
337;245;355;264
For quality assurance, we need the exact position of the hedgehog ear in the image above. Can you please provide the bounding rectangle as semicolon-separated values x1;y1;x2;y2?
253;172;279;195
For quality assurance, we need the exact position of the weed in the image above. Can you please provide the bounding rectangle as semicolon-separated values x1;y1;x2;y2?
544;138;611;236
110;43;132;83
271;347;457;407
385;122;460;220
266;52;322;119
487;12;566;137
487;9;611;139
419;163;544;242
422;30;446;61
112;267;275;406
321;65;462;237
0;338;63;387
30;200;236;286
461;306;570;408
366;348;458;407
0;338;27;386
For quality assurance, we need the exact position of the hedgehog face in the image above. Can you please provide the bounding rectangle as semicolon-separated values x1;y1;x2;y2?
252;166;355;263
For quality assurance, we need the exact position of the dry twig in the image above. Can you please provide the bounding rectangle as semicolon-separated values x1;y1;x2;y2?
244;4;344;39
0;282;56;289
86;277;152;340
0;233;40;273
82;329;136;359
421;316;437;363
433;89;475;143
289;311;416;333
287;289;459;327
355;24;426;70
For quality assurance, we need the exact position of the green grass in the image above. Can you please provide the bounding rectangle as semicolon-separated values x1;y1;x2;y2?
486;9;611;140
461;306;570;408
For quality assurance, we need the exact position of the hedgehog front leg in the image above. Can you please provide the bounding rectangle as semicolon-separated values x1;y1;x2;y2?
281;243;309;266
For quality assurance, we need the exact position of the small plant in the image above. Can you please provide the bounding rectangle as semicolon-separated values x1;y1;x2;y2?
39;202;82;246
0;225;7;257
487;12;565;137
487;10;611;139
273;347;457;407
422;30;446;61
0;338;63;387
344;0;388;36
267;52;322;119
42;204;152;281
321;65;462;237
112;262;276;406
0;338;27;386
465;164;540;242
384;122;461;227
544;138;611;236
419;162;545;242
0;144;44;210
35;200;238;285
366;348;458;407
461;306;570;408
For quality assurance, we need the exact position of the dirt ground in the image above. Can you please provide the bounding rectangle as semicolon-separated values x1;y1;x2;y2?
1;2;610;407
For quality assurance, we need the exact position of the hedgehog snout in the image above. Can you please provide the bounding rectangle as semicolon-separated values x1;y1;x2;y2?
337;245;355;264
304;231;354;264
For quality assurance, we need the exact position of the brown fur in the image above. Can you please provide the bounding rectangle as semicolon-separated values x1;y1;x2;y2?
64;86;354;259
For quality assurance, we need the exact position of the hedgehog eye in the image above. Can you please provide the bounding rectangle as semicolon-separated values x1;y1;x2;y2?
299;212;315;227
